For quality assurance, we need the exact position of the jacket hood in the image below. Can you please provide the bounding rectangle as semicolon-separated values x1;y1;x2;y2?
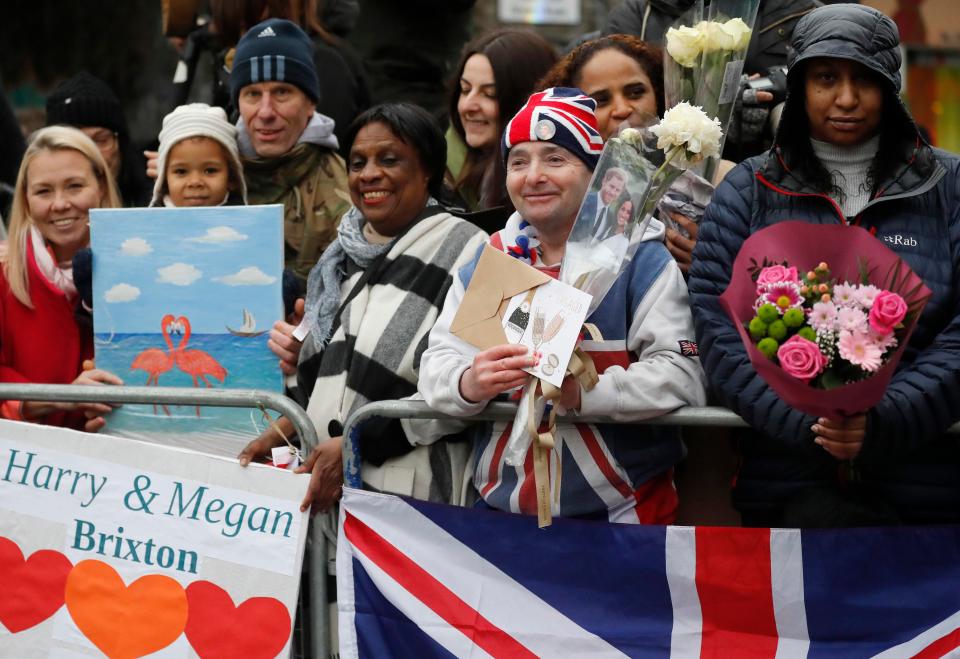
788;4;902;92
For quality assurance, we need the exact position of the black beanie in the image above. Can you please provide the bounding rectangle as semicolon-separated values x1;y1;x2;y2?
45;71;126;136
230;19;320;106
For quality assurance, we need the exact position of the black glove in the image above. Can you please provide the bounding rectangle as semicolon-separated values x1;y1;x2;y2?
727;75;772;151
282;268;304;319
72;247;93;311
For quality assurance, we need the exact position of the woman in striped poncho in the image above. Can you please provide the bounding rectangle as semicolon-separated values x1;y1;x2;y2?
239;103;487;512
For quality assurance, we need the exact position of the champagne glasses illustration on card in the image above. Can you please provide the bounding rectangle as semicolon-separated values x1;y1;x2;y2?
532;309;564;376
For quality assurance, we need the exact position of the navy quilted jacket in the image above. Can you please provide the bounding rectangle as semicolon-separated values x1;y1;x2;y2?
689;3;960;523
689;141;960;521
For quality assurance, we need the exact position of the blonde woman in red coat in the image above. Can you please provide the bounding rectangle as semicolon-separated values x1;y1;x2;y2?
0;126;123;430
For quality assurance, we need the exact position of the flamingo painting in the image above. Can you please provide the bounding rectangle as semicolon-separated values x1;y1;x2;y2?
172;315;228;416
130;313;177;415
91;205;283;448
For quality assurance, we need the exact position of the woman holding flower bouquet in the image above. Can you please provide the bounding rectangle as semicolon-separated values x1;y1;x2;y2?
537;34;733;274
690;4;960;526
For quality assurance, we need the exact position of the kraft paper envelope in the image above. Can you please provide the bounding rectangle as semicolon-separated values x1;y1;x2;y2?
450;244;551;350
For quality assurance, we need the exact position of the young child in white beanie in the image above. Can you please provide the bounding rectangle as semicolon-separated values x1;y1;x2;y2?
150;103;247;207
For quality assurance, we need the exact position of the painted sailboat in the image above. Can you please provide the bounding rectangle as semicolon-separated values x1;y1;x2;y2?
226;308;267;337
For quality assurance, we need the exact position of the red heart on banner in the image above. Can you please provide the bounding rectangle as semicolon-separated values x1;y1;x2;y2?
184;580;292;659
0;536;73;633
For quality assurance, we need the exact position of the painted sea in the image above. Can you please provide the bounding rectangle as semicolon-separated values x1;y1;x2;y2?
95;332;283;457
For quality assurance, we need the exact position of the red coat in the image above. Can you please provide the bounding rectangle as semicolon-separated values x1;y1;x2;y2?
0;240;92;428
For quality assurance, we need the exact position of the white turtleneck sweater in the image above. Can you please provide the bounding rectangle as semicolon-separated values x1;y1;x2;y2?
810;135;880;219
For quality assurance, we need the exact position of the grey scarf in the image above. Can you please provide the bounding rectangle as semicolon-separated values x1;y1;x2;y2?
300;198;439;355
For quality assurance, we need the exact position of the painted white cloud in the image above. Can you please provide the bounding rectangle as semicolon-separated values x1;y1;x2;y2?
214;266;277;286
104;283;141;303
120;237;152;256
188;226;248;243
157;263;202;286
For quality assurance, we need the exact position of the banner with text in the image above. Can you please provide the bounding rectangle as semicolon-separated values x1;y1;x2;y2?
0;419;310;658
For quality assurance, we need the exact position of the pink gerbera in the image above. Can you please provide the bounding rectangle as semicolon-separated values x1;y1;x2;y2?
838;330;884;372
832;283;859;307
870;329;898;352
760;281;803;311
809;301;838;332
837;306;868;333
855;284;881;308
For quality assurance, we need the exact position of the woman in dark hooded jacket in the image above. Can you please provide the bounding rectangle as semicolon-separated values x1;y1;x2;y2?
689;4;960;527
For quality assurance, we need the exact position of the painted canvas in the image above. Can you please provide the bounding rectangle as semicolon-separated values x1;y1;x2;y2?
90;205;284;457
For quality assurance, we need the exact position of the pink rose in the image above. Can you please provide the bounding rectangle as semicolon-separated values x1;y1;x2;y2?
868;291;908;336
757;265;799;288
776;335;827;383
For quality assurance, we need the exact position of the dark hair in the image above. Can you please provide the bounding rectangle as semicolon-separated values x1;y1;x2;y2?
776;62;933;204
345;103;447;199
211;0;336;47
612;190;643;223
537;35;665;117
447;28;558;210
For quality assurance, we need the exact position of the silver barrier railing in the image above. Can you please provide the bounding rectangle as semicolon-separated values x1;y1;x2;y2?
0;384;327;659
0;384;317;442
341;401;752;490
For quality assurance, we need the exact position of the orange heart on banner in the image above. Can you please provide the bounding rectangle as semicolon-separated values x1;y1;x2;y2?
0;536;73;632
184;580;292;659
64;559;188;659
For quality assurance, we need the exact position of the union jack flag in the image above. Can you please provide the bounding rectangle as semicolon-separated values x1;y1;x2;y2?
504;88;605;159
338;488;960;658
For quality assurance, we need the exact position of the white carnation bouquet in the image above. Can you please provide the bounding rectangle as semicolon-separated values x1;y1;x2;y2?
663;0;760;179
560;103;721;313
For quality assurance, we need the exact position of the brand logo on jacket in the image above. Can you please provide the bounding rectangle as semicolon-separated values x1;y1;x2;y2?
882;234;917;247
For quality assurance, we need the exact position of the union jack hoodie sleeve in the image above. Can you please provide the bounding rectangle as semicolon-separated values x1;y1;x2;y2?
418;275;491;417
579;258;708;419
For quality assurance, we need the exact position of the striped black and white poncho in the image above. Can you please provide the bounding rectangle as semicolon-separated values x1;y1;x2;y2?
298;210;486;464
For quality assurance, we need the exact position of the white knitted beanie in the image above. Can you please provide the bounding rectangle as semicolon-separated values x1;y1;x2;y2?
151;103;248;206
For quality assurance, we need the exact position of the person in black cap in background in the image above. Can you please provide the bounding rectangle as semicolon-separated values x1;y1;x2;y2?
208;0;370;158
229;17;349;286
45;72;152;207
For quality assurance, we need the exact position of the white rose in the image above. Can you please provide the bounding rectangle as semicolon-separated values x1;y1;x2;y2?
665;25;704;67
618;127;644;146
649;102;723;165
701;18;752;51
723;18;752;51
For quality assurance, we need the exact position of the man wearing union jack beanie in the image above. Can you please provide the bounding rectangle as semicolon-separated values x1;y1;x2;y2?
419;88;707;523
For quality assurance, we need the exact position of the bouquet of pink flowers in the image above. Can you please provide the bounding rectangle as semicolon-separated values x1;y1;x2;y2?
720;222;931;417
749;262;911;385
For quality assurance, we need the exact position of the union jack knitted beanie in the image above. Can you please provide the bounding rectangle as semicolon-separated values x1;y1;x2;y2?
501;87;604;170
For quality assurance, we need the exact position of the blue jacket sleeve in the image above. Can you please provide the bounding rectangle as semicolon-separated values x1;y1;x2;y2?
860;157;960;463
688;162;820;454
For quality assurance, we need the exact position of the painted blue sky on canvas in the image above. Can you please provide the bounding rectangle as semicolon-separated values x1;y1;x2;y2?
90;205;284;334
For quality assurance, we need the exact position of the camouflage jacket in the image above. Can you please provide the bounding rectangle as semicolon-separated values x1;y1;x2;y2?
243;143;351;283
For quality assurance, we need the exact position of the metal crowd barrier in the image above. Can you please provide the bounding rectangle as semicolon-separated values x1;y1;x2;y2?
341;400;752;490
0;384;327;659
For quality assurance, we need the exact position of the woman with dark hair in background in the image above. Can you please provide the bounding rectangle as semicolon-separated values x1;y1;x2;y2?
240;103;487;511
538;34;730;274
209;0;370;156
45;72;153;207
538;34;663;141
445;28;558;217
